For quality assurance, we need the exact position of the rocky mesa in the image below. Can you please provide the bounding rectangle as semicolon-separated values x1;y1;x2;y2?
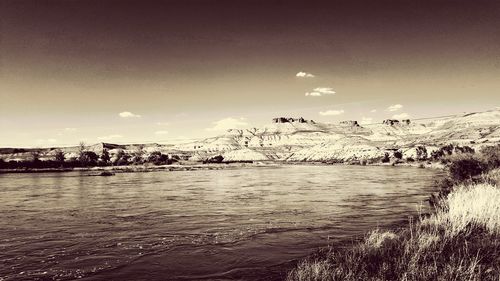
1;110;499;164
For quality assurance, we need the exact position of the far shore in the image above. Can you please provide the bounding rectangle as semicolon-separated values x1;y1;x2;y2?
0;160;445;174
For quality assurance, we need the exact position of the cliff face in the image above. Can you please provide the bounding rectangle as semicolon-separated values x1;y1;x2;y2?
176;110;500;162
1;110;499;163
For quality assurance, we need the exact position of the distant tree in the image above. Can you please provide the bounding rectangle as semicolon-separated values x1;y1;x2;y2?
381;152;390;163
132;145;145;164
30;150;41;163
147;151;169;165
78;141;86;156
53;149;65;163
416;146;428;161
114;149;130;166
100;149;111;164
79;151;99;166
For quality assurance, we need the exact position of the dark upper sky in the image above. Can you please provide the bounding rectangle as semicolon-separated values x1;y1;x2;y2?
1;0;499;146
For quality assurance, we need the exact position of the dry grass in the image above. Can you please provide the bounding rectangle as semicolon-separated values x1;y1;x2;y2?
287;181;500;281
427;183;500;236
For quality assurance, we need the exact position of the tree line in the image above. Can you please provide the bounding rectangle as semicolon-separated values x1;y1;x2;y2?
0;142;178;169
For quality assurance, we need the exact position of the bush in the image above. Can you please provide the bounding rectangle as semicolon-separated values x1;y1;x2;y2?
79;151;99;166
204;155;224;164
100;149;111;164
448;154;487;181
113;149;130;166
480;144;500;169
393;150;403;159
53;149;65;164
147;151;170;165
381;153;390;163
415;146;427;161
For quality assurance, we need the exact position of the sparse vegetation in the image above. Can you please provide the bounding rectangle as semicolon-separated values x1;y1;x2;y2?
381;152;390;163
415;146;428;161
53;149;65;164
287;144;500;281
100;149;111;165
0;143;181;170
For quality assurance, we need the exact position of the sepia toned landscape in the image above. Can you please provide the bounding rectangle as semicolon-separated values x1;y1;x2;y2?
1;0;500;280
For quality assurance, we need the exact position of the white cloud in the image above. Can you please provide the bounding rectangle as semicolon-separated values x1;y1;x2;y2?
319;109;345;116
206;117;249;131
305;87;336;97
387;104;403;112
37;138;57;143
296;71;315;78
360;117;373;124
97;134;123;141
156;122;170;126
392;113;410;119
154;130;169;135
370;109;377;113
57;127;78;136
119;111;141;118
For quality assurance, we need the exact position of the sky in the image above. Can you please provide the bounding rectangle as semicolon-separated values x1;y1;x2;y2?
1;0;499;147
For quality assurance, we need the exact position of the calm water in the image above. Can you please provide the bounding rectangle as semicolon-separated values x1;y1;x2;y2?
0;165;439;281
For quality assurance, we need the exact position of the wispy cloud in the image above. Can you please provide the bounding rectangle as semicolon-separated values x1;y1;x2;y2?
360;117;373;124
319;109;345;116
370;109;377;113
156;122;170;126
57;127;78;136
206;117;249;131
119;111;141;118
296;71;315;78
392;113;410;119
97;134;123;141
36;138;57;144
154;130;169;135
387;104;403;112
305;87;336;97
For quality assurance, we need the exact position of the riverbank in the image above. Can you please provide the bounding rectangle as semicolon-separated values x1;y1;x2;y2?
0;161;284;174
0;158;446;174
286;151;500;280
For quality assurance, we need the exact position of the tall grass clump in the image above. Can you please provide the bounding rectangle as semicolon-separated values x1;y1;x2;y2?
287;145;500;281
287;183;500;281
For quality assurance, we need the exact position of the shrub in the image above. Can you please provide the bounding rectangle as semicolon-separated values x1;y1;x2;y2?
415;146;427;161
100;149;111;164
204;155;224;164
53;149;65;164
79;151;99;166
114;149;130;166
147;151;170;165
448;154;487;181
381;153;390;163
393;150;403;159
480;144;500;169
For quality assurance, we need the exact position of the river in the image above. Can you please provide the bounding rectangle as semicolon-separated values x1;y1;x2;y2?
0;165;439;280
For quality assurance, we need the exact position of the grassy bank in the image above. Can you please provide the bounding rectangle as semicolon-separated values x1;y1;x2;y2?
287;146;500;281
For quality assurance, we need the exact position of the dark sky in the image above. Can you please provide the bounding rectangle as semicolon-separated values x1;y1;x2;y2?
1;0;499;146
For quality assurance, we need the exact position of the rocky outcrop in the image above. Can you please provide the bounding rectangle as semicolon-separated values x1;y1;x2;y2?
287;136;386;162
272;117;314;124
2;110;499;164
